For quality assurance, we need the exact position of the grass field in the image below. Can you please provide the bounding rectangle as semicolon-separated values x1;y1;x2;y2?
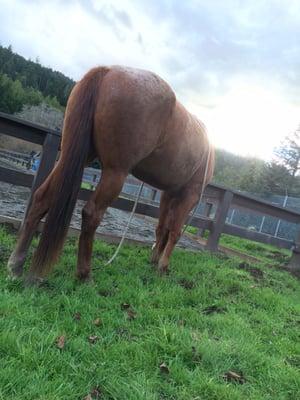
0;225;299;400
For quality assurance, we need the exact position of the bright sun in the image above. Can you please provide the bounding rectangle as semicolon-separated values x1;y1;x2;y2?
189;83;299;160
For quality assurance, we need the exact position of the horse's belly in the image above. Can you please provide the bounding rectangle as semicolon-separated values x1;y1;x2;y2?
132;148;200;191
132;100;209;192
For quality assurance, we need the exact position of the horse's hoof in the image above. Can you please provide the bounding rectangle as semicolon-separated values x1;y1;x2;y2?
6;272;22;282
24;275;45;287
7;253;24;279
150;255;159;266
76;272;94;284
157;257;169;275
157;264;169;276
158;269;169;276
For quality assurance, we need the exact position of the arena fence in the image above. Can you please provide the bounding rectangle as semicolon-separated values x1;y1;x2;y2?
1;112;300;269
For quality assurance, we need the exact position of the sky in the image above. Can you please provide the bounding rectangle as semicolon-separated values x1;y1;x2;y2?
0;0;299;160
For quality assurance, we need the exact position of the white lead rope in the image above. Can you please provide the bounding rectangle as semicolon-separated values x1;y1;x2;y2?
104;182;144;266
181;144;211;236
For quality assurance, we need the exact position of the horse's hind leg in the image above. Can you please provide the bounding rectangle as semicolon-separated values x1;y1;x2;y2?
7;176;53;278
151;191;172;265
76;168;127;281
157;187;200;274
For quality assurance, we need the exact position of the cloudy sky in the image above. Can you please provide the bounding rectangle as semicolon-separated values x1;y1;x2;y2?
0;0;299;159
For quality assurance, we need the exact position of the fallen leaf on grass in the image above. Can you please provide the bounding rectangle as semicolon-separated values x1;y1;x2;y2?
192;346;202;361
159;362;170;374
184;346;202;367
238;262;264;281
178;278;195;290
83;387;102;399
191;331;201;341
120;303;136;320
56;335;66;350
202;305;226;315
285;355;300;368
223;370;246;384
73;312;81;320
98;289;113;297
90;387;102;398
126;309;136;320
93;318;102;327
88;335;99;344
121;303;131;310
115;327;130;339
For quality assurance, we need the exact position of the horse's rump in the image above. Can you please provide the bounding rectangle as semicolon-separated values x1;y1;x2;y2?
92;66;210;191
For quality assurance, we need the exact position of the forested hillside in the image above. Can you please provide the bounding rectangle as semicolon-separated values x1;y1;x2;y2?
0;44;74;113
214;148;300;197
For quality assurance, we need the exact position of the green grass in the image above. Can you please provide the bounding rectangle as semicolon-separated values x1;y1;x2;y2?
218;235;291;264
81;182;95;190
0;225;299;399
185;226;291;264
186;226;198;235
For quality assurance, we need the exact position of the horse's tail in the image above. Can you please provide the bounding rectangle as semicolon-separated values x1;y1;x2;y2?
29;67;109;279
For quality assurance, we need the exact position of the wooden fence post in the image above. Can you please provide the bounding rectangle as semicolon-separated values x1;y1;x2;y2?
206;190;233;251
286;228;300;276
23;133;60;222
197;201;213;237
151;189;158;202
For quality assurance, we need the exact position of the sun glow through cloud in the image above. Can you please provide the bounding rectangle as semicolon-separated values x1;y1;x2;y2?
188;83;300;159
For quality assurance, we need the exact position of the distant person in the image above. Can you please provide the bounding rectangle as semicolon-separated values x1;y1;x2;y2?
31;158;40;171
26;150;36;170
31;151;41;171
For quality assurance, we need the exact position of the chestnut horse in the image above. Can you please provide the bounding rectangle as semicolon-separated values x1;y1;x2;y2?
7;66;214;283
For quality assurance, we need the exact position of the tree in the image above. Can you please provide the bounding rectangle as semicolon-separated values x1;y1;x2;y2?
274;127;300;178
257;161;293;196
264;126;300;196
0;73;25;113
0;72;61;114
213;149;265;194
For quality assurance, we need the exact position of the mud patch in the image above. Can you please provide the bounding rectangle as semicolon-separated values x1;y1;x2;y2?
178;278;196;290
202;305;227;315
238;262;264;281
270;250;290;264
